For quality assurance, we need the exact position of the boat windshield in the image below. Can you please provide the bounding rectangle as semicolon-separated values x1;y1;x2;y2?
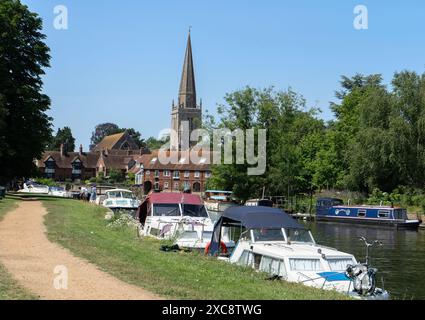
286;228;314;243
107;191;133;199
182;204;208;218
153;204;180;217
252;229;285;242
120;192;134;199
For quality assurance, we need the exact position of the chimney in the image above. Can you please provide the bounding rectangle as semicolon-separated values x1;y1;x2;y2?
79;144;83;155
60;144;65;156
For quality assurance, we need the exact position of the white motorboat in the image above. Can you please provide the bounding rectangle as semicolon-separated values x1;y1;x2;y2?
48;186;69;197
136;192;234;251
209;206;390;300
18;181;49;194
102;189;141;211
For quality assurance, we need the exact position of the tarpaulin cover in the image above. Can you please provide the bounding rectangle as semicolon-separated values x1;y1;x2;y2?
209;206;306;256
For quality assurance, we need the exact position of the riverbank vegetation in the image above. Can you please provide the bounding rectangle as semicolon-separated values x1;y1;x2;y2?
43;198;348;300
206;73;425;213
0;198;38;300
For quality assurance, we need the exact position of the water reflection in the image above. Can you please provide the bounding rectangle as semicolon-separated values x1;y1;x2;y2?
306;221;425;300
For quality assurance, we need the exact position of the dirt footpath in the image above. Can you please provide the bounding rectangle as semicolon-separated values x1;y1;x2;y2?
0;201;161;300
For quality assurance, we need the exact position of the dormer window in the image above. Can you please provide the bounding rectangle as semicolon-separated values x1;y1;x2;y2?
44;157;56;178
72;158;83;180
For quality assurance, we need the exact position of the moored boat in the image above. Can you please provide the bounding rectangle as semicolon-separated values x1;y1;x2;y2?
136;192;234;250
102;189;141;212
17;181;49;194
209;206;390;300
316;198;422;229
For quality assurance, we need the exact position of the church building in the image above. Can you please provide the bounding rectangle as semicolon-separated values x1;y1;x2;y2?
170;31;203;151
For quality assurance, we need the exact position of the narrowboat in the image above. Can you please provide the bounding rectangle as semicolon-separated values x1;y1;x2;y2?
209;206;389;300
316;198;422;229
136;192;234;250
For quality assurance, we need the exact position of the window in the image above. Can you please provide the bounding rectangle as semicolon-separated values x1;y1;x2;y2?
205;171;211;178
194;171;200;178
184;171;190;178
174;182;180;190
237;250;254;267
153;204;180;216
358;209;366;217
155;170;160;178
182;204;208;218
327;258;355;271
252;229;285;242
146;170;151;176
260;256;287;278
289;259;323;271
164;182;169;189
173;171;180;179
378;210;390;218
183;181;190;190
286;229;314;243
164;170;170;177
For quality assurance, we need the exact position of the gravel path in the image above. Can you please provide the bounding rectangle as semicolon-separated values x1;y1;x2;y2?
0;201;161;300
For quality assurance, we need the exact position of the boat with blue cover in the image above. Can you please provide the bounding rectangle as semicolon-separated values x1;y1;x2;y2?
209;206;389;300
316;198;422;229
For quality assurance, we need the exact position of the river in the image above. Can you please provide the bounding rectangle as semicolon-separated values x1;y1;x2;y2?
304;221;425;300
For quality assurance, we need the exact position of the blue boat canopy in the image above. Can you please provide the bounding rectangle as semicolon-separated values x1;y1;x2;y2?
205;190;233;194
208;206;306;255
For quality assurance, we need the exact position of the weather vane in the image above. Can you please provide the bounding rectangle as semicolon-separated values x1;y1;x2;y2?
189;26;192;33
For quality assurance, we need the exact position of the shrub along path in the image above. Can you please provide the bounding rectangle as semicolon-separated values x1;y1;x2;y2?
0;200;160;300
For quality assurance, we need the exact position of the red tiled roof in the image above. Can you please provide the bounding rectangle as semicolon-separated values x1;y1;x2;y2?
147;192;203;205
38;151;99;169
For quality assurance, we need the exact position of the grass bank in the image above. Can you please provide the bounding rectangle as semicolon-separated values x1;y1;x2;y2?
42;198;348;300
0;198;38;300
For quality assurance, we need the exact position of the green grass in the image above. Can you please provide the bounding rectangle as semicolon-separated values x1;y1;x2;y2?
0;197;38;300
42;198;348;300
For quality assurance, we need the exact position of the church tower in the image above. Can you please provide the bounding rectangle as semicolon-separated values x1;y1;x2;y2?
170;30;202;151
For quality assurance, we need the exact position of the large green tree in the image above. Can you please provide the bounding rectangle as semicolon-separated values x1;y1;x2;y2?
90;123;145;150
48;127;75;151
0;0;52;184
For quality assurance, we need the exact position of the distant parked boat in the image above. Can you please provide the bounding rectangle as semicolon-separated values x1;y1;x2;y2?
316;198;422;229
245;199;274;207
102;189;141;212
204;190;238;213
17;181;49;194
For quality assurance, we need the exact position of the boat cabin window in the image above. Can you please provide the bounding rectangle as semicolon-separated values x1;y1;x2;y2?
327;258;355;271
182;204;208;218
393;209;407;220
153;204;180;216
289;258;323;271
259;256;287;278
357;209;366;217
180;231;199;239
202;231;213;240
285;229;314;244
252;229;285;242
107;191;134;199
378;210;390;218
237;250;254;267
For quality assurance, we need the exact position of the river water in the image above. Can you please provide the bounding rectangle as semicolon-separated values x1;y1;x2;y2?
304;221;425;300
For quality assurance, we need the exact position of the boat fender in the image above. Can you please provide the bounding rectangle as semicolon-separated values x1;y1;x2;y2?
205;241;228;255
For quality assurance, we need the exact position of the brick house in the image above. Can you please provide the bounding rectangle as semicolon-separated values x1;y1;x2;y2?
36;132;144;182
128;150;213;194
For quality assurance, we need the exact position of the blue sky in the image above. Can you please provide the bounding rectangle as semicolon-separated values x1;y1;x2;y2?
22;0;425;150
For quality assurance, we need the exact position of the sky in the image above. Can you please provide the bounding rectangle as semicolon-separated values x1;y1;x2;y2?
21;0;425;150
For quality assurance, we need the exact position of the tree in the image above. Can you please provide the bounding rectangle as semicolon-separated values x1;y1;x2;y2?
48;127;75;151
0;0;52;184
90;123;145;150
145;136;170;150
90;123;120;150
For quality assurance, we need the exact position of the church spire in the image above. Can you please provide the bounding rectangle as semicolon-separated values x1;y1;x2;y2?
178;29;197;109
